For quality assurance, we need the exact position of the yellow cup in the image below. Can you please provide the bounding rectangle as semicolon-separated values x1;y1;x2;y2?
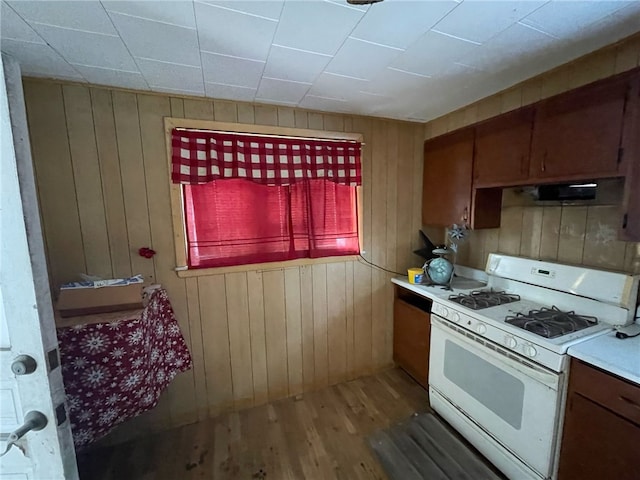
407;268;424;284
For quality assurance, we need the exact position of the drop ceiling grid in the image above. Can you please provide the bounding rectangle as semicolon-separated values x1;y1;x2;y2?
1;0;639;122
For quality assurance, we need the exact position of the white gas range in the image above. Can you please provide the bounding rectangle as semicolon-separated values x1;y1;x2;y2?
393;254;640;480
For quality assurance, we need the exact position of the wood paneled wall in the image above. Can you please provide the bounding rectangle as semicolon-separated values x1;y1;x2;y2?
455;187;640;273
23;79;425;440
423;32;640;274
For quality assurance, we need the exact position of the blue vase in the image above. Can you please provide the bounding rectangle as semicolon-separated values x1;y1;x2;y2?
427;253;454;285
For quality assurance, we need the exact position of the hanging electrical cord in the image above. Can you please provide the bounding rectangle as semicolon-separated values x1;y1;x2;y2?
357;254;406;276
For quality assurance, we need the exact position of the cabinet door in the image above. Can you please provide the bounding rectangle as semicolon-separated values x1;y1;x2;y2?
422;128;474;227
558;393;640;480
474;107;534;187
530;77;629;181
621;72;640;241
393;299;430;388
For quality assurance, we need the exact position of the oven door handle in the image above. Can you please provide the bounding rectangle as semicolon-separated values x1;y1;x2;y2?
432;316;560;389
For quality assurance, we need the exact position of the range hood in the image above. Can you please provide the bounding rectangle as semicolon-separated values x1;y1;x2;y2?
533;182;598;201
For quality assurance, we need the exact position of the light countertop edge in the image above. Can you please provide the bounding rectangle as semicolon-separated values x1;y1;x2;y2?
391;265;488;302
567;331;640;386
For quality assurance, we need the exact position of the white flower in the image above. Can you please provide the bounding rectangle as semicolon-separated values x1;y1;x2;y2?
78;410;92;422
71;356;88;369
132;357;144;368
105;393;121;406
168;323;180;336
151;348;161;362
107;320;122;330
74;429;93;445
110;347;126;359
128;328;143;345
83;365;108;386
81;332;110;354
67;395;81;411
121;372;141;390
448;223;469;242
141;391;155;406
175;357;185;368
98;407;120;425
154;323;165;337
156;369;166;383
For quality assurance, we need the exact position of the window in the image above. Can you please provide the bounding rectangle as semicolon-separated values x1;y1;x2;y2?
166;119;363;273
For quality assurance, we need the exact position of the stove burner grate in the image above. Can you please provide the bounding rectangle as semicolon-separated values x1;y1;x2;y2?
505;306;598;338
448;289;521;310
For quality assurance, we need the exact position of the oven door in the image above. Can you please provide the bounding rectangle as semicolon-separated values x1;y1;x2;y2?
429;315;563;479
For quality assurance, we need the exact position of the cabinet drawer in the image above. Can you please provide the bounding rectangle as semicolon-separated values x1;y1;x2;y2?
570;359;640;425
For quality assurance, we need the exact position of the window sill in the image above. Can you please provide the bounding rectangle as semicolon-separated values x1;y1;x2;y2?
175;255;360;278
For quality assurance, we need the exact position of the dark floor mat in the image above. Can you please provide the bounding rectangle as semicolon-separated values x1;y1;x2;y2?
367;413;503;480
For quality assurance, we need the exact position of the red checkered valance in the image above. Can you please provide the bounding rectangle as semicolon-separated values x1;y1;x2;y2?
171;128;362;186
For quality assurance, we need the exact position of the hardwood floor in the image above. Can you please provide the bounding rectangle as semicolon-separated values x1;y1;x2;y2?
77;368;430;480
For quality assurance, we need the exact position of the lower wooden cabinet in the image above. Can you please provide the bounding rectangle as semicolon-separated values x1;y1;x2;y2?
393;286;431;388
558;359;640;480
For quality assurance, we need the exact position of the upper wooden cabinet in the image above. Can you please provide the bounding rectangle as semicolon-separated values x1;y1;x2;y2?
529;76;630;181
422;128;474;227
620;72;640;241
474;107;534;188
422;129;502;229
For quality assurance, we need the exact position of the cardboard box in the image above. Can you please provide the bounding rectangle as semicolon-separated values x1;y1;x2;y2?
56;284;144;317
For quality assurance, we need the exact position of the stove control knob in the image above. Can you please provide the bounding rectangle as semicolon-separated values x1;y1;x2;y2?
439;306;449;317
524;345;537;358
451;312;460;323
505;336;517;348
476;323;487;334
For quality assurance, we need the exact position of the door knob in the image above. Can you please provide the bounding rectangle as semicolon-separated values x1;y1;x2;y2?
11;355;37;375
0;411;48;457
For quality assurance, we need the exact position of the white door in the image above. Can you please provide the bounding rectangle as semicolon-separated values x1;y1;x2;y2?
0;55;78;478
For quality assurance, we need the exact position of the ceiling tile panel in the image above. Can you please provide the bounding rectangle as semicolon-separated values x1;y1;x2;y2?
0;38;83;79
102;1;197;28
342;90;393;117
8;0;117;35
325;37;403;81
456;22;558;73
363;67;432;97
205;81;256;102
201;51;265;89
2;0;640;123
195;2;278;61
299;94;350;113
1;3;45;44
108;12;200;66
136;58;204;94
256;77;310;104
432;1;547;44
325;0;370;13
391;30;480;77
273;1;365;55
29;24;139;71
307;72;370;101
351;0;458;49
571;2;640;52
72;64;149;90
263;45;331;83
519;1;629;39
197;1;284;21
